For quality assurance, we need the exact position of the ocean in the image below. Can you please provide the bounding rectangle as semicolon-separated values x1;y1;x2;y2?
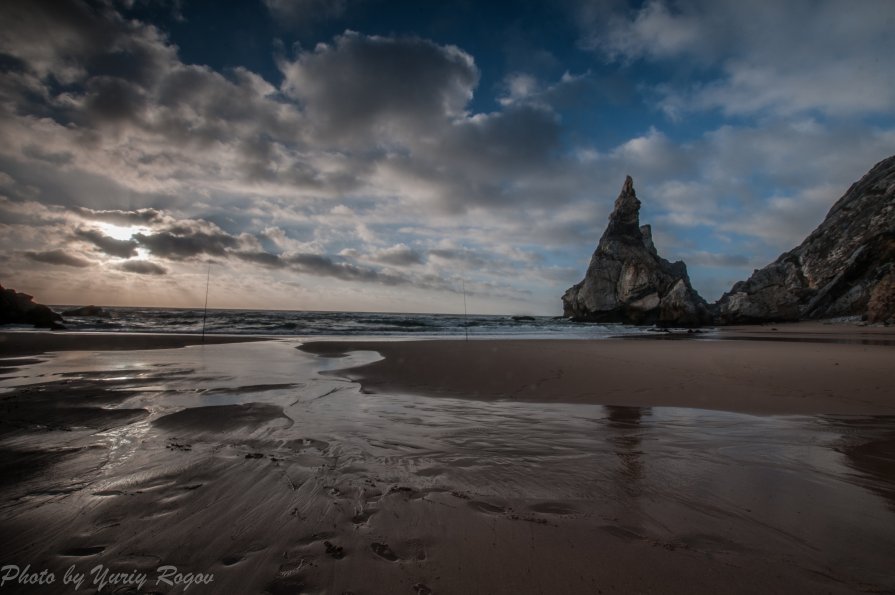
47;306;653;338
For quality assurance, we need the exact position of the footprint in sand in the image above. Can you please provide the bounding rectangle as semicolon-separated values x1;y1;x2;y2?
324;541;345;559
370;542;398;561
221;554;244;566
352;510;376;525
405;539;427;561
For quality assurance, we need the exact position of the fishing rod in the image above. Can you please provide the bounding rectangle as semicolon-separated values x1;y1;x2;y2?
462;275;468;342
201;263;211;343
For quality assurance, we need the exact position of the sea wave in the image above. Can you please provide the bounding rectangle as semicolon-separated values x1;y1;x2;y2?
47;307;652;338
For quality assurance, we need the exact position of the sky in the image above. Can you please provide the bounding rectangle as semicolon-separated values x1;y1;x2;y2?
1;0;894;315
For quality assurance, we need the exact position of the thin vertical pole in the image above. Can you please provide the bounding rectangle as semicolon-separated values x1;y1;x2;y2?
201;263;211;343
462;275;468;342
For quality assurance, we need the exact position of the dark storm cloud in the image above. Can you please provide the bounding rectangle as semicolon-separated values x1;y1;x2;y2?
440;105;561;175
377;104;566;211
83;76;148;126
24;249;92;268
286;253;392;283
0;0;177;133
74;228;139;258
0;0;124;82
134;230;241;260
116;260;168;275
279;31;479;143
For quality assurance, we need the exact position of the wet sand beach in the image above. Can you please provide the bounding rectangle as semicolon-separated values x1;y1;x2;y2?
0;327;893;594
300;324;895;415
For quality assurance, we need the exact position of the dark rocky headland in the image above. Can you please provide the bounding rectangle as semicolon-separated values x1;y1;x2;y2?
716;154;895;324
565;154;895;326
0;283;64;329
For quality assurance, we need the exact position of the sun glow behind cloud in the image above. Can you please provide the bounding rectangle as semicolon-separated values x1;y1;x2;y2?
96;223;148;242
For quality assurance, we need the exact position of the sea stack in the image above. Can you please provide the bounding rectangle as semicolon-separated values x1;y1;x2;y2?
562;176;710;326
716;154;895;324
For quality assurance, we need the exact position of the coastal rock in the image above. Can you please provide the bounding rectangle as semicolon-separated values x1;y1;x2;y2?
62;305;108;317
562;176;710;326
716;155;895;324
0;283;65;329
867;268;895;324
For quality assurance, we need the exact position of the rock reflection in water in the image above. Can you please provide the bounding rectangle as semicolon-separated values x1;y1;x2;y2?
604;405;648;489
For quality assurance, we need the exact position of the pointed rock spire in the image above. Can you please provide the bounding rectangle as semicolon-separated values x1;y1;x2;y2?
562;176;709;326
602;175;643;244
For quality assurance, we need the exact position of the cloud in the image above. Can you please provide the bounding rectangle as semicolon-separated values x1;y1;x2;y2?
24;249;92;268
367;244;426;266
74;228;139;258
75;207;164;226
235;251;287;269
134;230;241;260
278;30;479;143
578;0;895;118
283;252;459;292
582;1;703;62
116;259;167;275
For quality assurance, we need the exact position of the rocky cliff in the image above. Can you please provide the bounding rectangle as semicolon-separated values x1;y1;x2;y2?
0;283;64;329
716;155;895;324
562;176;710;326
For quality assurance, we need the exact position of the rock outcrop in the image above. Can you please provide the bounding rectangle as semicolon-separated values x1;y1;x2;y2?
562;176;710;326
0;283;65;329
716;155;895;324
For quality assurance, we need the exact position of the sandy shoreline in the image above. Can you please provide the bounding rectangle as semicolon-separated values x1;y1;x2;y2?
300;324;895;415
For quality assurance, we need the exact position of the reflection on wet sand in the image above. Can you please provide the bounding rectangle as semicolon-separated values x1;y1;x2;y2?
0;342;893;594
822;415;895;511
605;405;647;494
